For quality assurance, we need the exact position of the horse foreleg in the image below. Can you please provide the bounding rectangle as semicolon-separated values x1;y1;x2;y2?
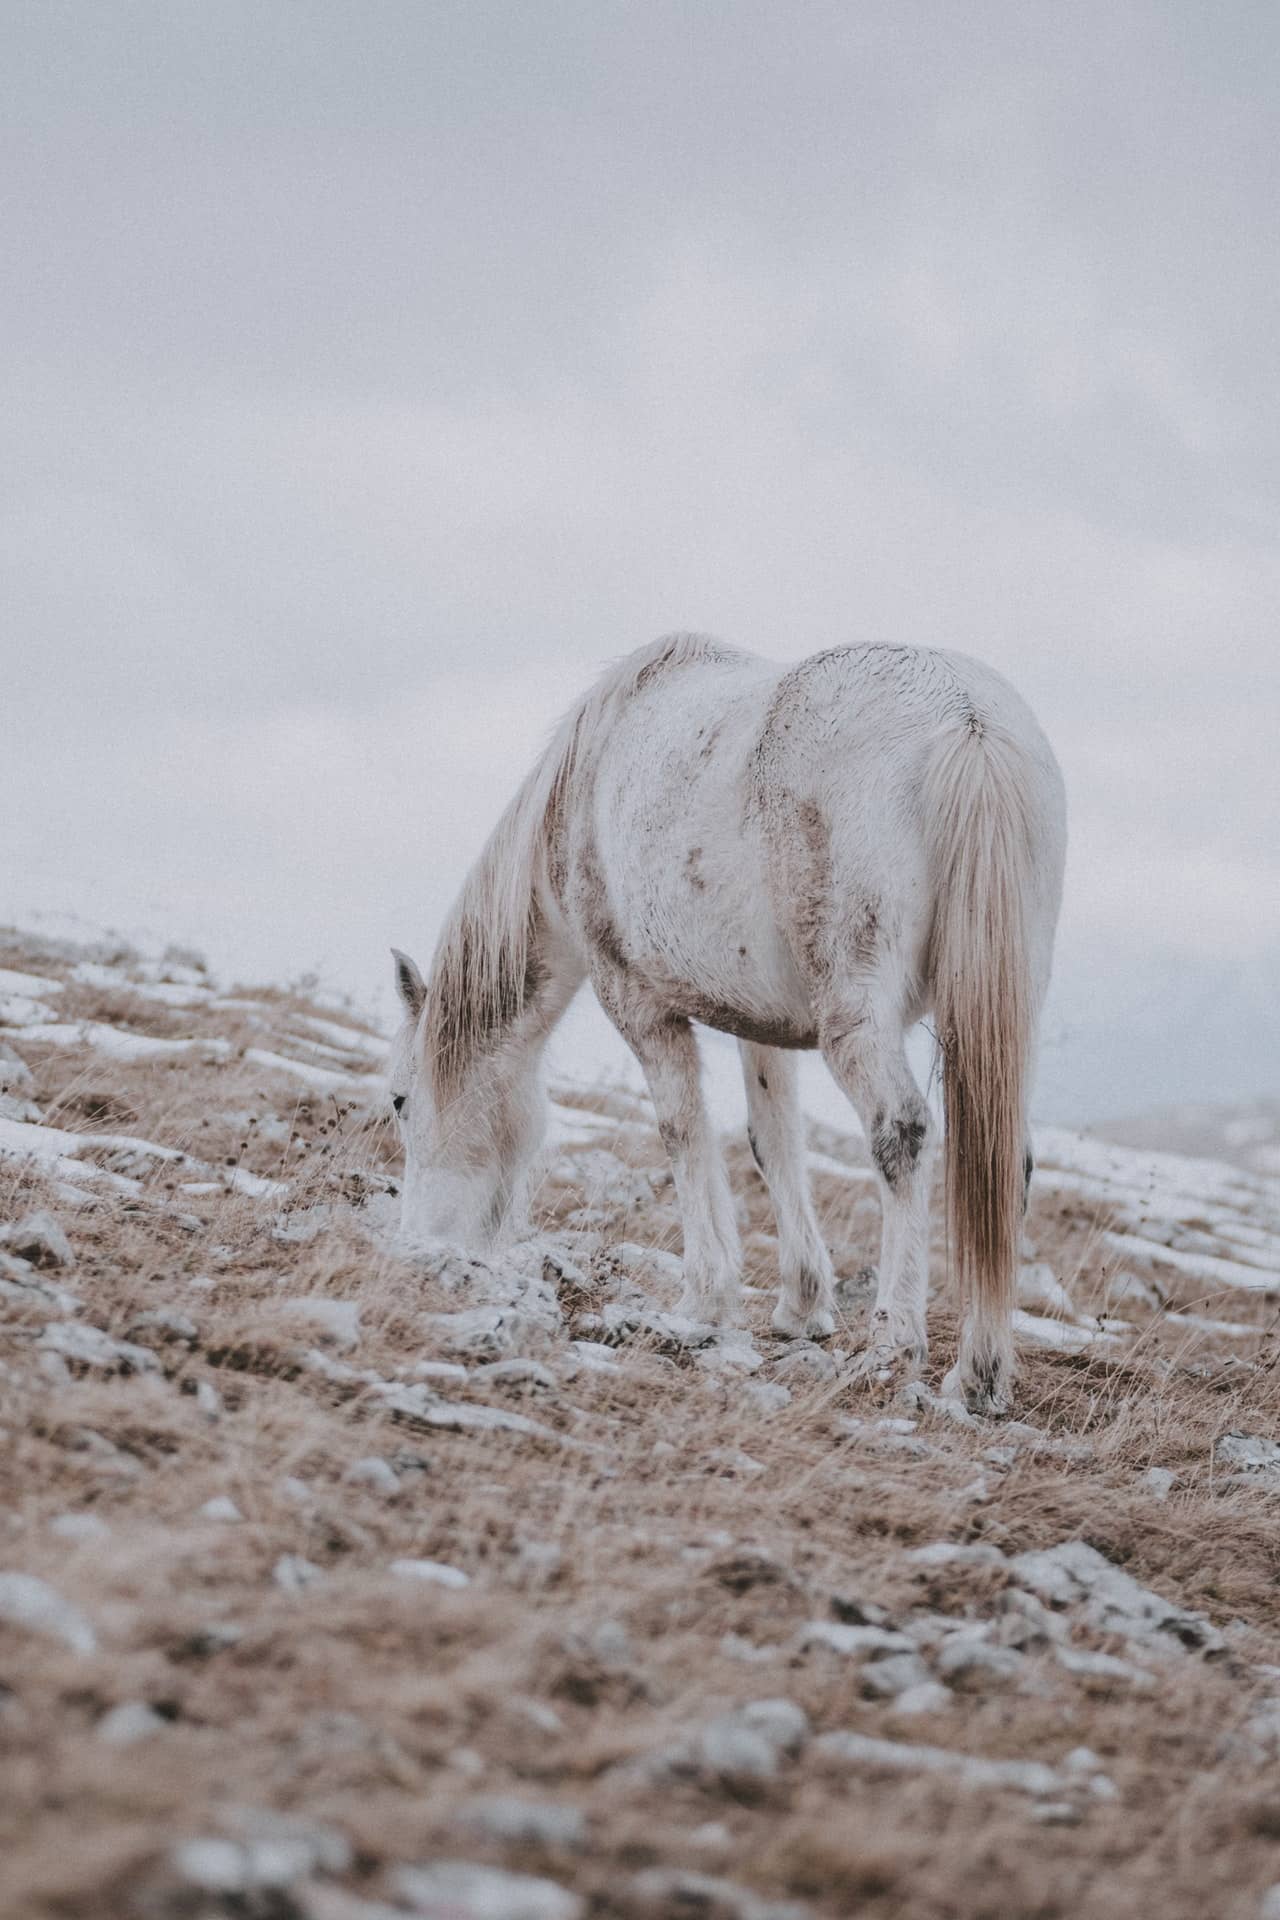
740;1041;836;1339
820;1011;934;1383
613;1008;743;1326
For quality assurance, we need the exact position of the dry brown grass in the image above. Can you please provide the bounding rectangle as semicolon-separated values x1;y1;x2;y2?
2;930;1279;1920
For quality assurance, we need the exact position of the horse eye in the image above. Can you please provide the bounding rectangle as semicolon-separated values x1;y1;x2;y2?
392;1094;406;1115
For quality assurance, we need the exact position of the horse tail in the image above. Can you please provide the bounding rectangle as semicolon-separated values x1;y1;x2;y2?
923;716;1039;1403
425;632;736;1104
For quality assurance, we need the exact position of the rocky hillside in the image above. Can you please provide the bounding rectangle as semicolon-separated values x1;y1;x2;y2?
2;925;1280;1920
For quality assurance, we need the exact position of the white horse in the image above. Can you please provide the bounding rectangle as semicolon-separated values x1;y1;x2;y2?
389;634;1066;1413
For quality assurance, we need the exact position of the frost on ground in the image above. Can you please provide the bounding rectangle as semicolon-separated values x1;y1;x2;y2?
1;924;1280;1920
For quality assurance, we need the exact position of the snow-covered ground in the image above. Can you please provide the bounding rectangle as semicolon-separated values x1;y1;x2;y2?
2;921;1279;1920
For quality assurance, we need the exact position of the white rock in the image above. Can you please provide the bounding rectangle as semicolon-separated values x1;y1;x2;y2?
173;1813;350;1893
771;1345;838;1383
457;1795;586;1849
1017;1262;1085;1319
271;1204;336;1246
1216;1433;1280;1476
38;1321;159;1374
390;1558;471;1589
936;1636;1026;1690
798;1621;915;1659
861;1652;934;1698
49;1513;110;1543
885;1682;952;1718
98;1700;167;1745
346;1456;400;1496
279;1296;361;1348
473;1357;559;1391
368;1383;560;1443
565;1340;622;1374
0;1570;96;1653
128;1307;198;1341
1009;1539;1223;1653
273;1554;324;1593
625;1869;808;1920
1259;1885;1280;1920
739;1379;792;1415
695;1340;765;1375
1054;1646;1155;1691
1141;1467;1179;1501
815;1730;1065;1797
198;1496;243;1523
907;1541;1007;1570
511;1540;563;1585
694;1697;810;1783
0;1210;73;1269
389;1861;583;1920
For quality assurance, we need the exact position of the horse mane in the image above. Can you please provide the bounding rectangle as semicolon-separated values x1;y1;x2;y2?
422;633;737;1104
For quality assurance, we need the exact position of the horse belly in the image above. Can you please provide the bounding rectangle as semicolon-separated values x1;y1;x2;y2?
593;674;816;1045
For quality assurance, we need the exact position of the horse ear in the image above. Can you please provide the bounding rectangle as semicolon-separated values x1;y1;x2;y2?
391;947;426;1018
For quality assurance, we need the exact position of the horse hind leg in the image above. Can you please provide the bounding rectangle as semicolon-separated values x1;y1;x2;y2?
740;1041;836;1339
819;1002;935;1384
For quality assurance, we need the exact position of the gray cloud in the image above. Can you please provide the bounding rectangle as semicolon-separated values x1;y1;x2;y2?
2;2;1277;1119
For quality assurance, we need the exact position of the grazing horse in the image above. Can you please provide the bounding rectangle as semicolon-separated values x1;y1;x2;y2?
389;635;1066;1413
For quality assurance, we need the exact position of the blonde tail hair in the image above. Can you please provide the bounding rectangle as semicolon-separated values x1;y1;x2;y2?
924;718;1037;1404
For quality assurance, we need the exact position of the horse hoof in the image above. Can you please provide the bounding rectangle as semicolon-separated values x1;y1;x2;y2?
941;1362;1012;1418
677;1287;743;1330
771;1300;836;1341
848;1340;926;1389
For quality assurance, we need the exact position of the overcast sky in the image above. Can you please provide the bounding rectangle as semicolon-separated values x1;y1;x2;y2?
2;2;1277;1125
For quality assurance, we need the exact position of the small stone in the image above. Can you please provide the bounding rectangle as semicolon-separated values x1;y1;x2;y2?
390;1558;470;1589
173;1839;250;1893
1216;1433;1280;1476
346;1456;400;1496
128;1307;198;1341
739;1379;791;1415
49;1512;110;1544
173;1812;351;1894
389;1861;583;1920
695;1697;809;1783
885;1681;952;1718
273;1554;323;1593
198;1496;242;1522
195;1380;223;1420
510;1698;565;1736
936;1636;1026;1690
277;1476;312;1506
474;1357;559;1392
907;1541;1007;1570
0;1210;73;1269
98;1700;167;1745
626;1868;808;1920
1260;1886;1280;1920
770;1345;838;1383
1141;1467;1178;1501
706;1447;766;1478
279;1295;361;1348
457;1795;586;1849
799;1621;914;1660
860;1652;933;1698
1032;1800;1083;1825
996;1588;1065;1650
0;1571;96;1653
38;1322;159;1374
408;1360;470;1385
511;1539;563;1586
